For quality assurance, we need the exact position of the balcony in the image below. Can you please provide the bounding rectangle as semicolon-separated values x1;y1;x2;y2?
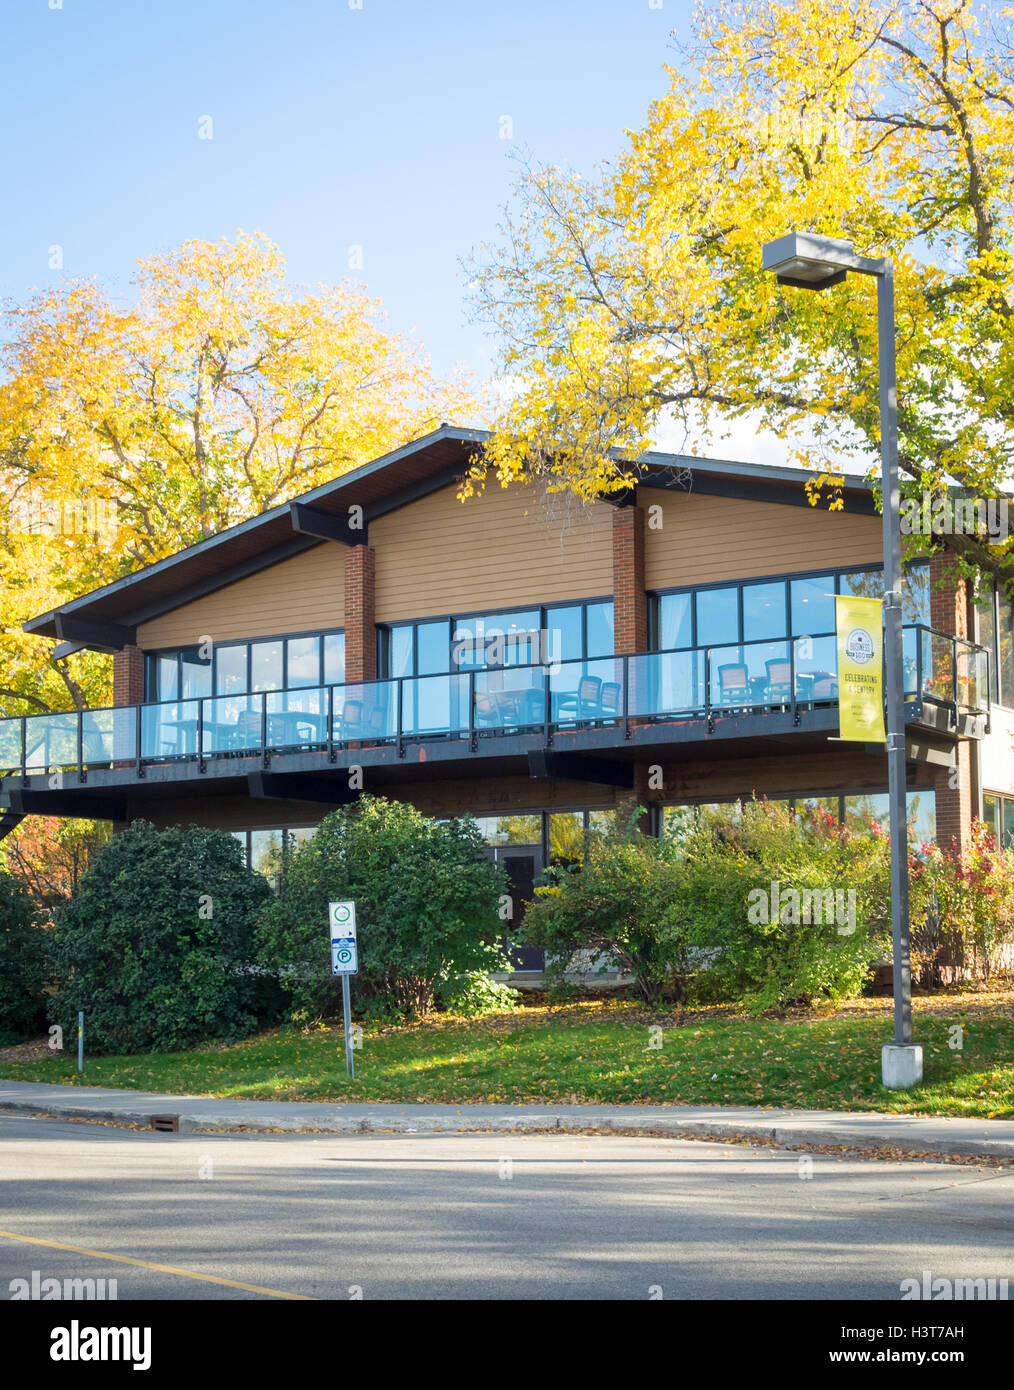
0;626;989;797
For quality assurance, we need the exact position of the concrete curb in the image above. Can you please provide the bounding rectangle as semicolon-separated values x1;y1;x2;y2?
3;1091;1014;1161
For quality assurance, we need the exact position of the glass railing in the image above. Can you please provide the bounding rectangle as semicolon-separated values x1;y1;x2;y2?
0;625;989;778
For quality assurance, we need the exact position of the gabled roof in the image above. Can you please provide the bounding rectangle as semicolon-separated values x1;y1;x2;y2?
23;423;876;650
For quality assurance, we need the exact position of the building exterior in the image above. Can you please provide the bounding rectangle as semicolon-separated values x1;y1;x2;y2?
0;425;999;962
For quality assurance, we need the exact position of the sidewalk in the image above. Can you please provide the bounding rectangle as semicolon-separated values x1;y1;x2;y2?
2;1080;1013;1160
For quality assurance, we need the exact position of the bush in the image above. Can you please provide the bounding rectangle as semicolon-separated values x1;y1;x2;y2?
523;810;694;1004
909;820;1014;984
674;800;890;1011
48;822;271;1053
255;796;513;1021
0;871;48;1044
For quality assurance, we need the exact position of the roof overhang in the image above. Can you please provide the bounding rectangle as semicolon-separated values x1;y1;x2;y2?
22;424;877;650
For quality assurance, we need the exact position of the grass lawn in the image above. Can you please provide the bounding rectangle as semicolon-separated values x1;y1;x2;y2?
2;992;1012;1117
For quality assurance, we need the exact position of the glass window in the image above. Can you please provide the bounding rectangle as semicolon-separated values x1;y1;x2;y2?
999;600;1014;706
906;792;936;846
388;627;414;679
586;809;616;839
902;563;930;625
1004;798;1014;850
977;588;997;702
323;632;346;686
797;795;841;824
696;587;738;646
215;644;247;695
230;830;248;865
742;581;787;642
844;793;889;831
250;641;283;692
250;828;284;885
547;606;583;664
839;569;881;602
659;593;693;650
417;619;450;674
548;811;585;866
285;826;317;859
983;793;1001;842
286;636;320;688
791;575;835;637
585;601;614;658
155;654;179;702
180;650;212;699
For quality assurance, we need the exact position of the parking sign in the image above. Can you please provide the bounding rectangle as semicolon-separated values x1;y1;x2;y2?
329;901;358;976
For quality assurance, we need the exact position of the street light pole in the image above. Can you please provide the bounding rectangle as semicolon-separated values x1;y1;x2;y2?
876;259;915;1056
760;232;922;1088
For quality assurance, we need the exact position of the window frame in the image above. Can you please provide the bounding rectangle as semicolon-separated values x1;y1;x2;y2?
376;597;615;679
650;560;930;654
143;627;345;704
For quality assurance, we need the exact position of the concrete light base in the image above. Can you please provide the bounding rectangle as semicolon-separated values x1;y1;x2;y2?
882;1044;924;1090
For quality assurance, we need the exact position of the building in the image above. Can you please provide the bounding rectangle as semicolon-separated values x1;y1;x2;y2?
0;425;998;965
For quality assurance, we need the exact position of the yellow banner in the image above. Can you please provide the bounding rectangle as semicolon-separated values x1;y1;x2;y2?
835;595;885;742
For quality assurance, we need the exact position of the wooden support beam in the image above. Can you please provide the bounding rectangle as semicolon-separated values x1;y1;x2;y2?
247;771;359;804
528;750;633;789
289;502;368;546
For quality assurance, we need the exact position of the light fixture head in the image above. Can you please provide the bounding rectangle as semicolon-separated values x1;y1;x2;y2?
761;232;857;291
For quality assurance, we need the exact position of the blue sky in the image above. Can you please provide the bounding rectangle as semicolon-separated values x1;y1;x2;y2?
0;0;685;381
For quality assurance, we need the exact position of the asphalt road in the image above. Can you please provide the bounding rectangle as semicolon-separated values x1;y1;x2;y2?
1;1112;1013;1300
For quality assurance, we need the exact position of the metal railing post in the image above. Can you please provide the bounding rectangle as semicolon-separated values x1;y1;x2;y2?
790;640;798;726
327;685;336;763
705;648;713;731
623;654;630;740
135;703;144;778
77;710;85;782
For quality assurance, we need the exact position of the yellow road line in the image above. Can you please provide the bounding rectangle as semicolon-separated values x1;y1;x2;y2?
0;1229;314;1300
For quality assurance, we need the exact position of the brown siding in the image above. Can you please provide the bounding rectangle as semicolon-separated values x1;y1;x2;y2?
370;483;614;623
136;545;345;649
642;492;883;590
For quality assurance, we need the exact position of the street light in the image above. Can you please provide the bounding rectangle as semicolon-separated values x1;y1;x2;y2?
761;230;922;1090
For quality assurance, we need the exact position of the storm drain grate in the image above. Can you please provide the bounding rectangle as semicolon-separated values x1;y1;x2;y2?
149;1113;179;1132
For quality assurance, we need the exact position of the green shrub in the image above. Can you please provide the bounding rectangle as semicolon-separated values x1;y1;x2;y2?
675;800;890;1011
909;819;1014;984
255;796;513;1021
523;810;694;1004
48;821;271;1053
0;871;48;1044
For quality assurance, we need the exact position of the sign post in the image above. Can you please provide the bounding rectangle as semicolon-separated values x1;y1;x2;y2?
329;901;358;1078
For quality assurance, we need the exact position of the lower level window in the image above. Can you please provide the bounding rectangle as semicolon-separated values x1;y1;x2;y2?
231;825;317;886
983;793;1014;847
664;792;936;844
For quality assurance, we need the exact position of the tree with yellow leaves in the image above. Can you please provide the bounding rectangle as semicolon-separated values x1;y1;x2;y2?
1;231;473;715
469;0;1013;581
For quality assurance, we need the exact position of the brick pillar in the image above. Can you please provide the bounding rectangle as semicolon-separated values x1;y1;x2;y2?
613;504;652;829
612;504;647;655
110;644;144;776
344;545;377;683
930;552;973;855
113;644;144;706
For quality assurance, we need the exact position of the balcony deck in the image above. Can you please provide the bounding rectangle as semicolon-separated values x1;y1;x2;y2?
0;625;990;828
